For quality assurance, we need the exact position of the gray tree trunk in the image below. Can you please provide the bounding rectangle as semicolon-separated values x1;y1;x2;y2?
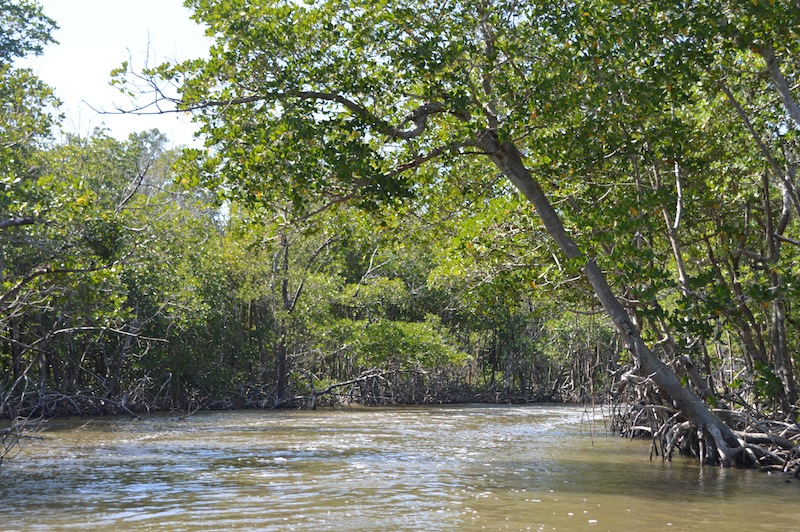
475;131;744;464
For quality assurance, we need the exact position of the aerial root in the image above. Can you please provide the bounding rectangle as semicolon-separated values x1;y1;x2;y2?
613;401;799;469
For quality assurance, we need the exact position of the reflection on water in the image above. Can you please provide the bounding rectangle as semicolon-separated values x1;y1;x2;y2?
0;405;796;530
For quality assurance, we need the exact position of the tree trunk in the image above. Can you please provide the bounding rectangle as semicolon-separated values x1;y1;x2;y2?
274;321;288;406
763;170;798;418
770;295;796;415
478;132;744;464
11;317;21;382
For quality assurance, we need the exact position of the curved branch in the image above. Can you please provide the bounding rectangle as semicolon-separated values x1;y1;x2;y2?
386;141;465;178
0;217;35;230
110;71;468;141
198;93;460;139
0;264;108;311
0;266;48;310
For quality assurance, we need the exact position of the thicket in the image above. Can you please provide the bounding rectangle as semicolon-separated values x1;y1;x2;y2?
0;127;618;416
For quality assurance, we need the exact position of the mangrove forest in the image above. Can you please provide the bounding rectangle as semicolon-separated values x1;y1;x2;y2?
2;0;800;472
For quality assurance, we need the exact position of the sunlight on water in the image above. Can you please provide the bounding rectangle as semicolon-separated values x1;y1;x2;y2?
1;405;797;531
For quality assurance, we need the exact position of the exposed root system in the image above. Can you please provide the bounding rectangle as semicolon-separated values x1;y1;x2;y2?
612;400;800;475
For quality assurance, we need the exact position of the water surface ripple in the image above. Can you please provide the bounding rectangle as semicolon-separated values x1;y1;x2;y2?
0;404;796;530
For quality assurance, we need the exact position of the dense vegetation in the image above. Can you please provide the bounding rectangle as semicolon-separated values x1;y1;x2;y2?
2;1;799;470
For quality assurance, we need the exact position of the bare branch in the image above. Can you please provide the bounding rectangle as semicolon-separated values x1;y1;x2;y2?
48;326;169;343
117;151;156;213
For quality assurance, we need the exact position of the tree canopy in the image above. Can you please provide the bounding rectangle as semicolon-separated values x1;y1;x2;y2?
0;0;56;65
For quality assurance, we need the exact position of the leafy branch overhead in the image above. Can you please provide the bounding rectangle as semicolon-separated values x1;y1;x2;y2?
0;0;56;65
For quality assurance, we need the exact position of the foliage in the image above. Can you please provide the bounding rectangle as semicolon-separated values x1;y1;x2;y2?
2;0;799;442
0;0;56;66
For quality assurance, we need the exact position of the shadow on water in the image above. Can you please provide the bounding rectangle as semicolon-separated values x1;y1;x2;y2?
0;404;797;531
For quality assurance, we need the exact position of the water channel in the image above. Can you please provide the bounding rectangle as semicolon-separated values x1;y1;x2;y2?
0;404;796;530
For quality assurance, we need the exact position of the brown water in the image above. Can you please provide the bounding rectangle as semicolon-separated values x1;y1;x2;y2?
0;404;796;531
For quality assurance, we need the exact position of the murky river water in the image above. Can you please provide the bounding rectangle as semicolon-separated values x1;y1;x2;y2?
0;404;796;530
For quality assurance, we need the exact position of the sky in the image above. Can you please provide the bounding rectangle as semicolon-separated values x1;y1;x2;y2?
19;0;212;147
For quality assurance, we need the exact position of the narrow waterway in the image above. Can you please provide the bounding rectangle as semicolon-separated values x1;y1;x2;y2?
0;404;796;530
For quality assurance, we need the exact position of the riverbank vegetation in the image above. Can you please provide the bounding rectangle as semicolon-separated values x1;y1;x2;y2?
2;0;800;471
